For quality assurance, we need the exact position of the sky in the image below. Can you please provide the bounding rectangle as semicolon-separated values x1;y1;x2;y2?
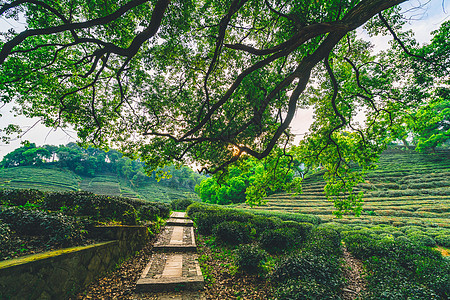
0;0;449;158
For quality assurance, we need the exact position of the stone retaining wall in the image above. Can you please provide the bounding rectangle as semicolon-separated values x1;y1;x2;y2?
0;225;151;300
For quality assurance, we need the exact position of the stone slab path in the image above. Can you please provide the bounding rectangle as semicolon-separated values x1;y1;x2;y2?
136;212;204;296
153;226;196;252
165;218;194;227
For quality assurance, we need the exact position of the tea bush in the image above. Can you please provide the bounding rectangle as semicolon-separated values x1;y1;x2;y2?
259;228;290;253
186;202;219;218
240;209;321;225
280;221;313;240
195;211;226;235
138;204;159;221
407;232;436;247
0;221;12;257
363;256;447;300
304;227;341;257
344;229;449;299
0;206;86;246
275;278;338;300
259;227;301;253
171;198;195;211
435;235;450;247
151;202;170;219
271;251;343;298
235;244;267;274
190;204;253;235
43;190;170;224
0;189;44;206
213;221;251;245
344;233;374;259
42;191;92;211
249;215;278;235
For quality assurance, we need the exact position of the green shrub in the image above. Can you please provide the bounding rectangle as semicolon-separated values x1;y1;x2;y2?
259;228;293;253
171;199;195;211
213;221;251;245
138;204;159;221
186;202;217;218
318;222;349;233
0;206;85;246
391;231;405;237
243;209;321;225
305;227;341;257
195;211;226;235
280;221;313;239
249;215;278;236
344;233;375;259
119;209;138;225
363;256;445;300
275;278;337;300
415;257;450;299
395;235;411;244
271;251;343;294
192;206;253;235
0;221;12;257
408;232;436;247
149;202;170;218
435;235;450;247
43;192;147;224
235;244;267;274
363;278;441;300
42;191;92;211
269;216;284;227
0;189;44;206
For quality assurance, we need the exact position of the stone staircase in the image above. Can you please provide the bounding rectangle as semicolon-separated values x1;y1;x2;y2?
136;212;204;293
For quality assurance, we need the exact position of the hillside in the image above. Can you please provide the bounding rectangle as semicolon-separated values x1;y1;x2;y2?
238;149;450;228
0;165;198;203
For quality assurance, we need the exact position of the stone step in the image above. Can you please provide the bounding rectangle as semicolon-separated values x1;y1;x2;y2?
154;226;197;252
170;212;188;219
136;253;204;292
166;218;194;227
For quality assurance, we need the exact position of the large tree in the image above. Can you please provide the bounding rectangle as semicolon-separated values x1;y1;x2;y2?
0;0;445;212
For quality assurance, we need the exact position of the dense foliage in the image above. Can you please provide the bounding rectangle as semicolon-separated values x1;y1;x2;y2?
1;0;446;213
187;203;316;253
195;153;301;205
170;198;195;211
343;233;449;299
0;188;170;224
190;203;449;299
0;188;170;260
0;206;87;246
0;142;205;191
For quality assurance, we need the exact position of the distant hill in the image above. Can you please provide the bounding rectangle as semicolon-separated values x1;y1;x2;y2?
0;165;199;203
238;149;450;228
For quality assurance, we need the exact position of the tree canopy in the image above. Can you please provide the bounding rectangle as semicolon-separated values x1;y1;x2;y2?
0;0;448;213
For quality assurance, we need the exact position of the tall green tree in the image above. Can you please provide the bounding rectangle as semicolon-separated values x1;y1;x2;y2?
196;150;299;205
0;0;444;213
0;142;50;167
401;21;450;151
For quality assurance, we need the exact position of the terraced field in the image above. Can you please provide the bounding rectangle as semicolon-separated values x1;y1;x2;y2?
238;149;450;228
135;183;199;203
0;166;80;191
80;174;122;196
0;166;199;202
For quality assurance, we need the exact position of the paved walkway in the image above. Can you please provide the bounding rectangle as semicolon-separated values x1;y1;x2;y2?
136;212;204;299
